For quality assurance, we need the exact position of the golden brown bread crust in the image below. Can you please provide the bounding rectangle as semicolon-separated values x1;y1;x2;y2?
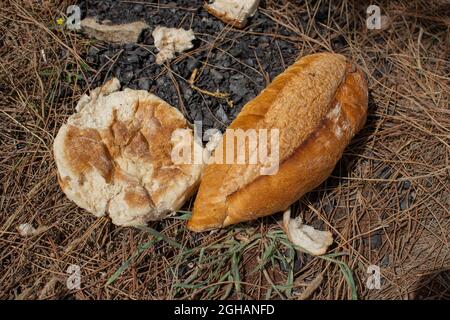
188;53;368;232
54;79;203;226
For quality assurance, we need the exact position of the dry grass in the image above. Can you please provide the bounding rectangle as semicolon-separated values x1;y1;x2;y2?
0;0;449;300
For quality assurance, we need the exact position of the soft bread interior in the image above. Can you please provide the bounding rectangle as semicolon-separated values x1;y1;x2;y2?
188;53;368;232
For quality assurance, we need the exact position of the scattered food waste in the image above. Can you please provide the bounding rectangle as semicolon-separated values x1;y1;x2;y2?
81;17;149;44
205;0;260;28
283;209;333;256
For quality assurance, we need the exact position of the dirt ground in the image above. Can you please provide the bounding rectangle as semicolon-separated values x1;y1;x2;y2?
0;0;449;300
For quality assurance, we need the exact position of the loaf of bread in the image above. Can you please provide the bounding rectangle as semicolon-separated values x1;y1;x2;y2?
188;53;368;232
54;78;203;227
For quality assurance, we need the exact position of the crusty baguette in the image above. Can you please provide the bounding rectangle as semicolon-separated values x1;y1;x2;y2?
187;52;368;232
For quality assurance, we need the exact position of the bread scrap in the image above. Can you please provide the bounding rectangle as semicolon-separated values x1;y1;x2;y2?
188;52;368;232
80;18;149;44
283;208;333;256
54;78;203;226
204;0;260;29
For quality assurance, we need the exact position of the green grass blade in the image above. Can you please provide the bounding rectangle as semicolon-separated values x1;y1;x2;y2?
106;238;160;286
171;211;192;220
137;225;185;250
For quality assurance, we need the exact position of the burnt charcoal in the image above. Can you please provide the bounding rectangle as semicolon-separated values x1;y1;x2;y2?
97;2;110;13
86;55;96;65
188;100;203;123
229;47;242;58
122;64;133;71
244;58;255;67
202;17;214;28
125;43;136;51
156;77;166;87
146;54;156;65
201;111;214;128
140;29;154;45
183;87;193;101
222;60;231;68
121;70;134;83
133;47;150;57
138;78;152;91
127;81;138;90
229;74;247;98
126;54;140;64
260;36;270;43
99;53;111;66
132;4;143;13
186;58;201;71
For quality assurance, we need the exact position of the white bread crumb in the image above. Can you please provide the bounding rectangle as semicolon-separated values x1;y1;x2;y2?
205;0;260;27
152;26;195;64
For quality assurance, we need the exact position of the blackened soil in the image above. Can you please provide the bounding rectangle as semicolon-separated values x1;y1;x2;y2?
77;0;304;132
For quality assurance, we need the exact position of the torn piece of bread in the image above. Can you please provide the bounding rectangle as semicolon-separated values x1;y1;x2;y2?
54;78;203;226
205;0;260;28
188;53;368;232
152;26;195;64
283;209;333;256
81;18;149;44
